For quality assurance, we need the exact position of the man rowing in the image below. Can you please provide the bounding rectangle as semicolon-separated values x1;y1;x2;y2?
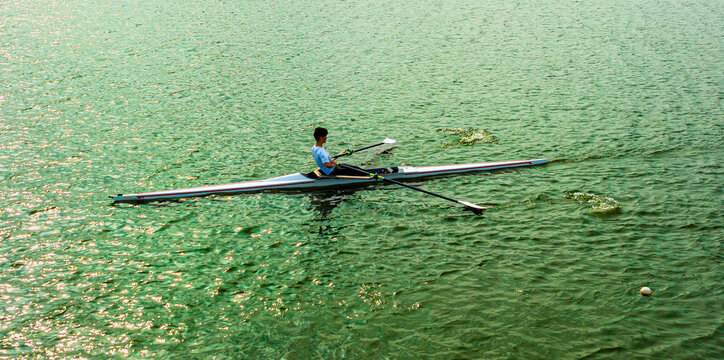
312;127;362;176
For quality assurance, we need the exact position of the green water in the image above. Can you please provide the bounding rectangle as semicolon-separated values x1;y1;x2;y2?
1;0;723;358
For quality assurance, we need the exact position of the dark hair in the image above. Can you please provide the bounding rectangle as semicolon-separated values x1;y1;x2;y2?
314;127;328;141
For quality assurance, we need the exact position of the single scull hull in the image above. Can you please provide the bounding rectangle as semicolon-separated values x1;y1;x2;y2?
111;159;547;202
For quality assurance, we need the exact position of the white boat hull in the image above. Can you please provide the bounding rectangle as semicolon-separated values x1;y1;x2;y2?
111;159;547;202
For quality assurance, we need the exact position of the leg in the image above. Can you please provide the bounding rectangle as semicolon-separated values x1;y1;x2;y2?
329;164;367;176
329;165;397;176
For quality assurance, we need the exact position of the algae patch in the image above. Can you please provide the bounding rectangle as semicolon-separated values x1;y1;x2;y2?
563;192;621;215
438;128;499;147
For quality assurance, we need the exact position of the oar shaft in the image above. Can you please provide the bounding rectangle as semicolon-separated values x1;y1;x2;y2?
339;164;485;212
378;176;461;204
333;142;384;159
350;141;386;153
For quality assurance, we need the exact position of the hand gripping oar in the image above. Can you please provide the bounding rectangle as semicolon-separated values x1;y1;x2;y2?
339;164;486;214
333;138;396;159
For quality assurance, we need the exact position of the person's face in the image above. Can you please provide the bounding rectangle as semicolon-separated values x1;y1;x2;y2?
322;135;327;143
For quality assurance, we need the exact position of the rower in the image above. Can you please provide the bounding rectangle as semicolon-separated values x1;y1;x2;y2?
312;127;365;177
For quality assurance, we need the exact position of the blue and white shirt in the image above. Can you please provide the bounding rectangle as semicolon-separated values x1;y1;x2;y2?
312;146;335;175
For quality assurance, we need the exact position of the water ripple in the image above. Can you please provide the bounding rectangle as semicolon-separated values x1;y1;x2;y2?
1;0;722;358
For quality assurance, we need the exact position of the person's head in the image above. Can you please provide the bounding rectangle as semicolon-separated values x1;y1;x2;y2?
314;127;328;142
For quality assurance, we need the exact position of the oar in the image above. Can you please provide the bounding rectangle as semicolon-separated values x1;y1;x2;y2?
339;164;486;214
333;138;396;159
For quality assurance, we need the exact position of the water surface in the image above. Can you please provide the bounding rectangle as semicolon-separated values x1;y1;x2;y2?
1;0;722;358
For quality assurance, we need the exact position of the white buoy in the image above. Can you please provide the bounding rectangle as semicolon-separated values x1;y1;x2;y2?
640;286;652;296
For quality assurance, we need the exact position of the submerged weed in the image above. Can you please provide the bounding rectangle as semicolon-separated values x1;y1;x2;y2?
563;192;621;215
437;128;499;147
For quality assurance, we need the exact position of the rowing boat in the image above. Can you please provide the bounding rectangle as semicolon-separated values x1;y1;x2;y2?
111;158;548;202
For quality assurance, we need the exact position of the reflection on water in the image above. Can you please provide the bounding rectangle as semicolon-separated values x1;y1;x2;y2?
303;191;358;237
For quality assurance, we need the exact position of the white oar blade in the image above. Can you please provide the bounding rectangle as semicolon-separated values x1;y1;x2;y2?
377;138;396;153
458;200;486;211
